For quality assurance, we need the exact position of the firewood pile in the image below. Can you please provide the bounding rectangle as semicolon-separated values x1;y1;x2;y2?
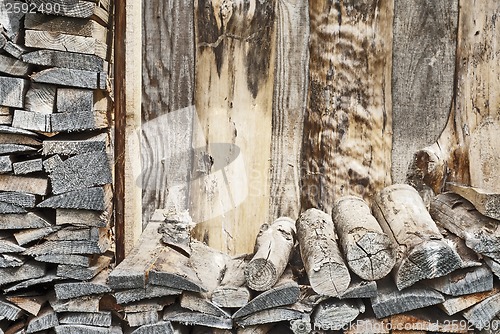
0;0;115;332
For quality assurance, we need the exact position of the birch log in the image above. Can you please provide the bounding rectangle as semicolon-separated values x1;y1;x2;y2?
301;0;393;213
372;184;461;290
333;196;395;280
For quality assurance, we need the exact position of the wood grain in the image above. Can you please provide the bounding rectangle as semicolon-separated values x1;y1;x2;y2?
301;0;393;213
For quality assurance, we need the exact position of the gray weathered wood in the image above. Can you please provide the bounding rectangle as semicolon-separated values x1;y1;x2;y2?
0;212;52;229
0;54;30;76
155;210;193;256
296;208;350;296
0;143;37;155
54;270;112;300
339;278;378;300
131;322;174;334
439;287;499;316
245;217;296;291
56;206;111;228
45;226;102;242
59;311;112;327
13;158;43;175
426;265;493;296
5;295;45;316
24;237;109;256
0;125;39;136
372;184;462;290
54;325;116;334
0;202;25;213
3;272;63;293
56;252;112;280
0;261;46;286
447;182;500;220
189;240;228;293
333;196;396;280
50;110;108;132
212;254;251;308
268;0;309;221
0;76;28;108
0;192;36;208
312;299;365;331
108;222;164;289
163;305;232;329
43;133;107;156
0;0;24;41
126;310;160;327
12;109;51;132
34;254;91;267
57;88;94;112
47;152;112;194
25;84;57;114
462;293;500;331
26;0;104;20
370;280;445;319
0;132;41;146
180;292;230;318
24;13;107;39
235;306;304;327
26;307;59;333
3;41;28;59
0;238;25;253
22;50;105;72
50;295;101;313
114;284;181;305
0;254;24;268
0;156;12;173
0;300;22;321
37;185;112;210
392;0;457;183
431;193;500;259
31;68;105;89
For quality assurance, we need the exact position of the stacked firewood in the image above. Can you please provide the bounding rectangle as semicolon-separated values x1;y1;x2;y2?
105;183;500;334
0;0;115;332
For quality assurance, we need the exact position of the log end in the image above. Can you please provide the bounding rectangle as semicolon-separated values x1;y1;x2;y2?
244;258;278;291
309;262;351;297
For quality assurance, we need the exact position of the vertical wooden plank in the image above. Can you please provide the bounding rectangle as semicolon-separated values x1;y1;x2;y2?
409;0;500;194
191;0;277;255
268;0;309;220
301;0;394;213
115;0;142;262
141;0;195;225
391;0;458;183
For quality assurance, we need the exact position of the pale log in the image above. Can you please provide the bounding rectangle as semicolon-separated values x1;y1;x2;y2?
0;54;30;77
45;226;102;242
426;265;493;296
0;174;48;195
12;109;51;132
0;300;22;321
370;281;445;319
31;68;105;89
37;185;112;211
25;84;56;114
372;184;461;290
42;133;108;156
234;306;304;327
26;0;106;21
462;293;500;331
56;206;111;228
22;50;105;72
26;307;59;333
312;299;365;331
301;0;393;212
3;272;63;293
6;295;46;316
59;311;112;327
0;261;46;286
50;295;101;313
0;202;24;213
245;217;296;291
13;158;43;175
163;305;232;329
189;241;228;292
191;0;276;255
339;278;378;299
155;210;193;256
0;212;52;229
114;285;181;305
123;298;174;313
131;322;174;334
0;133;41;146
430;193;500;259
296;208;350;296
444;231;482;268
212;254;251;308
447;182;500;220
180;292;230;318
439;287;500;316
57;88;94;112
50;110;108;132
333;196;396;280
24;13;107;40
0;76;28;108
484;257;500;279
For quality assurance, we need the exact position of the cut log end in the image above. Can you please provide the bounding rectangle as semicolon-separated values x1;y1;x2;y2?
309;262;351;297
244;259;277;291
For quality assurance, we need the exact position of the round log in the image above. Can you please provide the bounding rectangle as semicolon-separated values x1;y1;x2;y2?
296;208;350;297
333;196;396;281
244;217;295;291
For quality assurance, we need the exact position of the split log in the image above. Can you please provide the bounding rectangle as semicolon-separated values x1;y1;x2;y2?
234;306;304;327
180;292;230;318
155;210;193;256
301;0;393;212
54;325;118;334
50;295;101;313
13;158;43;175
22;49;105;72
0;156;12;173
56;205;111;227
3;272;63;293
26;0;107;21
430;193;500;259
444;231;482;268
3;41;28;58
56;252;112;280
59;312;112;327
191;0;277;255
24;237;110;256
114;285;181;305
0;76;28;108
447;182;500;220
0;192;37;209
54;270;112;300
163;305;232;329
50;110;108;132
0;0;24;41
57;88;96;112
31;68;105;90
439;287;500;316
212;254;251;308
0;212;52;230
0;261;46;286
0;132;41;146
333;196;396;280
339;278;378;300
0;300;23;321
484;257;500;279
0;202;25;214
42;133;107;156
372;184;462;290
426;265;493;296
0;254;24;268
131;322;174;334
123;298;174;313
233;272;300;319
25;84;56;114
462;293;500;331
0;54;30;77
370;280;445;319
45;226;103;242
5;295;46;316
37;185;112;211
245;217;296;291
296;208;350;296
189;240;228;293
0;238;25;253
312;299;365;331
26;307;59;333
24;13;107;39
34;254;91;267
12;109;51;132
0;143;37;155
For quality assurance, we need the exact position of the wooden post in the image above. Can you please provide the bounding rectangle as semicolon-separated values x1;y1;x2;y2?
114;0;142;262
